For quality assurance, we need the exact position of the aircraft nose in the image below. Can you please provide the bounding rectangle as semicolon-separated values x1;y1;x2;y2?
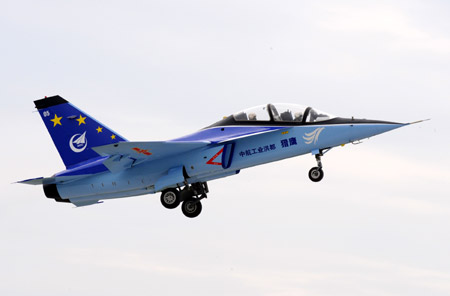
331;117;405;126
340;117;407;142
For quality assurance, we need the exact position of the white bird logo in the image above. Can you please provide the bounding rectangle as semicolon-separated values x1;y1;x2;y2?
69;131;88;153
303;127;325;145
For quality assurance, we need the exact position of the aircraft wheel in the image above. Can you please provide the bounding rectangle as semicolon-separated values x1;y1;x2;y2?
308;167;324;182
160;188;181;209
181;198;202;218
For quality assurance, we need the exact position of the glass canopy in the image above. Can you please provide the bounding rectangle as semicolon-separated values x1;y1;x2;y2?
232;103;334;123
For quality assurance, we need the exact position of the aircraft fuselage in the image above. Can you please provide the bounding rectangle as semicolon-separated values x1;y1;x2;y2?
19;97;413;217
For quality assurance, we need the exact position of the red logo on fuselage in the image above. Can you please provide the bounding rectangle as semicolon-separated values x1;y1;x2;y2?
132;147;152;156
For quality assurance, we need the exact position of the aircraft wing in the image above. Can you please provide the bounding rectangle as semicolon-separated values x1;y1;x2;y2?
215;127;288;143
92;141;210;172
172;126;288;143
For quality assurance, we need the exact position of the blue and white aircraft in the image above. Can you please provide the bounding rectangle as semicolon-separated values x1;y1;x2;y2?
19;95;418;218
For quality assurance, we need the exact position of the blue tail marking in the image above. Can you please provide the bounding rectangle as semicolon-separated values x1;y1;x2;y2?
34;95;127;168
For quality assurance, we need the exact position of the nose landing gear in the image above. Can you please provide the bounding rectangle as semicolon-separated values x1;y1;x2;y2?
308;166;324;182
308;149;329;182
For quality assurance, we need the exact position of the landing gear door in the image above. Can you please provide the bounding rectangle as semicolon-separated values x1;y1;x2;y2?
221;142;235;169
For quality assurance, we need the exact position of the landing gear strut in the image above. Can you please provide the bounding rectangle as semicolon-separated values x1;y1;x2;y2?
308;151;325;182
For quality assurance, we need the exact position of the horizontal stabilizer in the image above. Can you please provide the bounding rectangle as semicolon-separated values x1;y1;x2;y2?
17;175;88;185
17;177;44;185
92;141;210;171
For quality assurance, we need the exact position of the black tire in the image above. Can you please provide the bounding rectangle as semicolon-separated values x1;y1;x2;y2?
160;188;181;209
308;167;324;182
181;198;202;218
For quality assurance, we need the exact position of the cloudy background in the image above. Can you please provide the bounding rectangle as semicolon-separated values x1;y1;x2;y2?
1;0;449;295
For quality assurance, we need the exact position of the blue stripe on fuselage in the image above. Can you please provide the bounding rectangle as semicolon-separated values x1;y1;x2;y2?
171;126;284;143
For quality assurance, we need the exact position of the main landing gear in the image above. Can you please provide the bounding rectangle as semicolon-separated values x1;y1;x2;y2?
160;182;209;218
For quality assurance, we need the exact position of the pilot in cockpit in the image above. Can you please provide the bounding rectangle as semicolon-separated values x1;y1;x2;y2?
280;111;293;121
309;109;319;122
294;112;303;122
248;113;257;121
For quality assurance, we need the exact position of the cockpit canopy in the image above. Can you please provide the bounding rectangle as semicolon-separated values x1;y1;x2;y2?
232;103;335;123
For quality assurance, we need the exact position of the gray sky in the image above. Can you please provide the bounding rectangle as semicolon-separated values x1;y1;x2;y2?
1;0;450;295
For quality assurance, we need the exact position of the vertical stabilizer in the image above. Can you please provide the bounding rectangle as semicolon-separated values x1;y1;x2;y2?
34;95;127;168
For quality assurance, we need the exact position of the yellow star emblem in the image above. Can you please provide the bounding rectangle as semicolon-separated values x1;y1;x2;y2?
76;115;86;125
50;114;62;127
111;134;116;140
96;126;103;133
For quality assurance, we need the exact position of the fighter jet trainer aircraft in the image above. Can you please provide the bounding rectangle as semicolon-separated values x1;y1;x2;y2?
18;95;421;218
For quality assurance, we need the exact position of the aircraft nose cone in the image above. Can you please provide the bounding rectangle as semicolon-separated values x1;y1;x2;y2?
342;118;406;142
333;117;405;125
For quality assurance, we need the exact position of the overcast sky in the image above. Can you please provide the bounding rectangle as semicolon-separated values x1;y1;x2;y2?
1;0;450;295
